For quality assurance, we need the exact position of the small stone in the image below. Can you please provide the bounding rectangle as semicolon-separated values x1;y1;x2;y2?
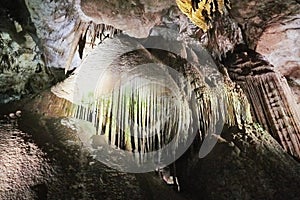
15;110;22;117
89;161;95;166
9;113;16;119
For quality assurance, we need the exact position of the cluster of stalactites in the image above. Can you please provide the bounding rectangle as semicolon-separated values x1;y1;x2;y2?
65;65;252;164
52;35;252;164
182;62;252;135
65;20;121;73
176;0;231;32
176;0;245;60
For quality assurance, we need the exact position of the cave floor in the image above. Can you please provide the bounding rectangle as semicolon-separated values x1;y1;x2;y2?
0;102;190;200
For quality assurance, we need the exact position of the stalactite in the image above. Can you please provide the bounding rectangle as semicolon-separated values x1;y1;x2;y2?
51;35;252;167
64;20;121;73
177;0;300;159
223;45;300;159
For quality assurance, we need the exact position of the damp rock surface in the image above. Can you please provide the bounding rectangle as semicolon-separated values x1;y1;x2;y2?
0;3;51;103
0;121;54;199
0;106;188;200
177;124;300;200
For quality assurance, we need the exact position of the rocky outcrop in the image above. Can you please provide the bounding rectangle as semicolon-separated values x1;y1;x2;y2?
80;0;175;38
177;124;300;200
0;1;52;103
228;0;300;107
256;14;300;107
230;0;300;49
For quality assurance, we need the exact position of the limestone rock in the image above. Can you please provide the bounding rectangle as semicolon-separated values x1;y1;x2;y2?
177;124;300;200
80;0;175;38
256;14;300;107
0;4;51;103
230;0;300;48
223;45;300;159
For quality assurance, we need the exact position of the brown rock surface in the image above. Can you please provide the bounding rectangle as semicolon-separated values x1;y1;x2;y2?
80;0;175;38
256;14;300;106
230;0;300;48
177;124;300;200
223;45;300;159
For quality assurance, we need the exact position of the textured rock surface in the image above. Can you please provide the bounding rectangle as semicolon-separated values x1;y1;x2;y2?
0;3;52;103
24;0;83;70
0;107;189;200
241;73;300;158
178;124;300;200
230;0;300;49
228;0;300;106
223;45;300;159
80;0;175;38
0;122;54;199
24;0;123;72
256;14;300;106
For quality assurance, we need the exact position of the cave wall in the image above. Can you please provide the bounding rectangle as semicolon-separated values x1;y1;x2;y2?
0;0;52;103
256;14;300;106
229;0;300;106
